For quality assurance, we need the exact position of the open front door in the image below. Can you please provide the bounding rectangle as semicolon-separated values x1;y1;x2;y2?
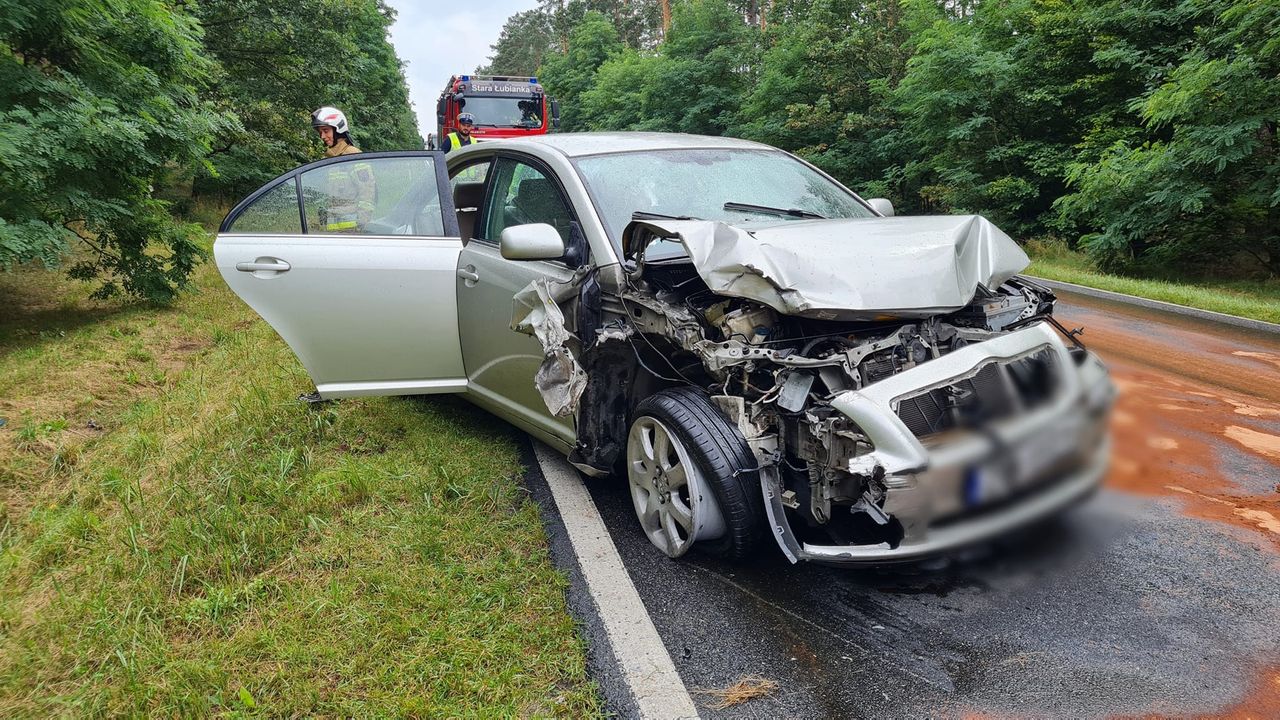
214;151;465;399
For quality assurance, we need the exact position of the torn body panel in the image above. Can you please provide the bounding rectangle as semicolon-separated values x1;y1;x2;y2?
511;266;639;476
511;274;589;418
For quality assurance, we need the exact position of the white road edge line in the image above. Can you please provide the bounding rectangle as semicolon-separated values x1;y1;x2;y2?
533;442;701;720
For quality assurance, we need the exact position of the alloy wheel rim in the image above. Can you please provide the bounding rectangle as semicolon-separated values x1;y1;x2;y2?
626;416;726;557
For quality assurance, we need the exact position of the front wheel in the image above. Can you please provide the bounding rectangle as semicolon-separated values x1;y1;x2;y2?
626;388;766;560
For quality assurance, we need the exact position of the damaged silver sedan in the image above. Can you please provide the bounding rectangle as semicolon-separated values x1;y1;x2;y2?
215;133;1114;565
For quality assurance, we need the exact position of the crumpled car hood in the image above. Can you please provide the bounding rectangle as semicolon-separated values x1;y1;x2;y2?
625;215;1030;320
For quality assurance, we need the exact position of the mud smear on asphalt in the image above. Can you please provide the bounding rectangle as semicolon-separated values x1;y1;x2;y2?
1057;295;1280;403
1232;349;1280;371
1224;425;1280;461
1100;362;1280;547
1056;295;1280;549
1215;666;1280;720
1122;665;1280;720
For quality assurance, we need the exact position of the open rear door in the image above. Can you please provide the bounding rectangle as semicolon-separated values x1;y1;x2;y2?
214;151;465;399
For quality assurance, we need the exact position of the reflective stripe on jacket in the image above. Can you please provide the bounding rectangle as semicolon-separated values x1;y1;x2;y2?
321;153;375;232
445;132;476;152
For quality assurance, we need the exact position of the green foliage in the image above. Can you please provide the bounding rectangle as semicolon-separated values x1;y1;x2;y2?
549;1;761;135
482;0;667;79
193;0;421;198
0;0;235;301
1058;0;1280;274
543;0;665;51
579;49;666;131
539;12;627;131
735;0;910;199
478;9;555;76
888;0;1103;235
2;0;419;301
643;0;761;135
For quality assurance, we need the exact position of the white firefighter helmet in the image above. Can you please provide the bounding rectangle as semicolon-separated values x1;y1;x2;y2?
311;106;350;135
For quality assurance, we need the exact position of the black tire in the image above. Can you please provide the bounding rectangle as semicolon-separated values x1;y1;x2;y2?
630;387;766;560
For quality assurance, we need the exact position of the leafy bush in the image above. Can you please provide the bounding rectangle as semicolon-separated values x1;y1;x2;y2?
2;0;420;301
1058;0;1280;275
0;0;235;301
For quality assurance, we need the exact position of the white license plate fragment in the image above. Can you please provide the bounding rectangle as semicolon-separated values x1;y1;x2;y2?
963;421;1082;508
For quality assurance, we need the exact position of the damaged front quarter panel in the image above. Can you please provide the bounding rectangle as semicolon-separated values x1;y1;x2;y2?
511;264;640;476
511;270;591;418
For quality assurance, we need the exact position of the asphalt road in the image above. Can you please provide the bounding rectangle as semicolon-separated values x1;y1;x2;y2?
526;289;1280;719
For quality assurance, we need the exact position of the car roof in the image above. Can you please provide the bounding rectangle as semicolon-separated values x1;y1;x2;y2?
470;131;777;158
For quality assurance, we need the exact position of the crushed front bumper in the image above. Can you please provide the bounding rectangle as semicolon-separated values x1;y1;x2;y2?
762;322;1115;565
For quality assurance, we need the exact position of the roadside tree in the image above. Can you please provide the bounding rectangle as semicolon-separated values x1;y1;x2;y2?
0;0;233;301
1058;0;1280;275
538;12;627;131
192;0;420;199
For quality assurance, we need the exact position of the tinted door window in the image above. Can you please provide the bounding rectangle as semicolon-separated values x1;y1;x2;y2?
224;181;302;234
481;158;573;244
300;156;445;236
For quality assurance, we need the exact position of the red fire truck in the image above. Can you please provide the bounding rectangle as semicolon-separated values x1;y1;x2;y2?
431;75;559;148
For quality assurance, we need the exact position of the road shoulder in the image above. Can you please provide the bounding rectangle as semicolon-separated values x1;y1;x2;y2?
520;440;700;719
1027;275;1280;335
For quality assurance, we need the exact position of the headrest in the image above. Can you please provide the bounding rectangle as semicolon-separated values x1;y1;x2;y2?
516;178;557;206
453;181;485;211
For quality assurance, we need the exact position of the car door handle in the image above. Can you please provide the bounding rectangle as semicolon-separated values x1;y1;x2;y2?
236;260;291;273
456;268;479;283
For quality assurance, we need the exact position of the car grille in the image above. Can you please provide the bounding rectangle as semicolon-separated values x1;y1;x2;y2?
894;349;1058;438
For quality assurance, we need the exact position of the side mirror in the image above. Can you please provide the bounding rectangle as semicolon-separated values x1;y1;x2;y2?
425;133;435;150
867;198;895;217
500;223;566;260
551;99;561;130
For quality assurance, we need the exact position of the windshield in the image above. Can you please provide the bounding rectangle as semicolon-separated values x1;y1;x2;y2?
573;148;875;251
459;96;544;128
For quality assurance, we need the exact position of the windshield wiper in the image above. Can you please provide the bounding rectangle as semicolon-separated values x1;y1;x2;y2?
632;210;701;221
723;201;825;219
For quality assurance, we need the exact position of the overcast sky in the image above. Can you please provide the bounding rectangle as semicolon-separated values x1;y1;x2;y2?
384;0;540;141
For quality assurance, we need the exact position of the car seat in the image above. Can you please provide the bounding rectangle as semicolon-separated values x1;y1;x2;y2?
453;181;486;241
509;178;571;241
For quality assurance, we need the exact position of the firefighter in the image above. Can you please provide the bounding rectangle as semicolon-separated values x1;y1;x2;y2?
310;106;375;232
441;112;479;153
312;106;362;157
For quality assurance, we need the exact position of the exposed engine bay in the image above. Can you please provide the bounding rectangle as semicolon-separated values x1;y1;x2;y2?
513;215;1113;563
614;254;1076;549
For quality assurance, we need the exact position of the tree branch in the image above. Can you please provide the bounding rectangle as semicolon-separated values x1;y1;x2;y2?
207;140;237;156
62;220;123;265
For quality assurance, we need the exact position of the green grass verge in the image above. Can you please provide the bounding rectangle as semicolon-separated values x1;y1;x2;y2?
1024;242;1280;325
0;253;600;717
